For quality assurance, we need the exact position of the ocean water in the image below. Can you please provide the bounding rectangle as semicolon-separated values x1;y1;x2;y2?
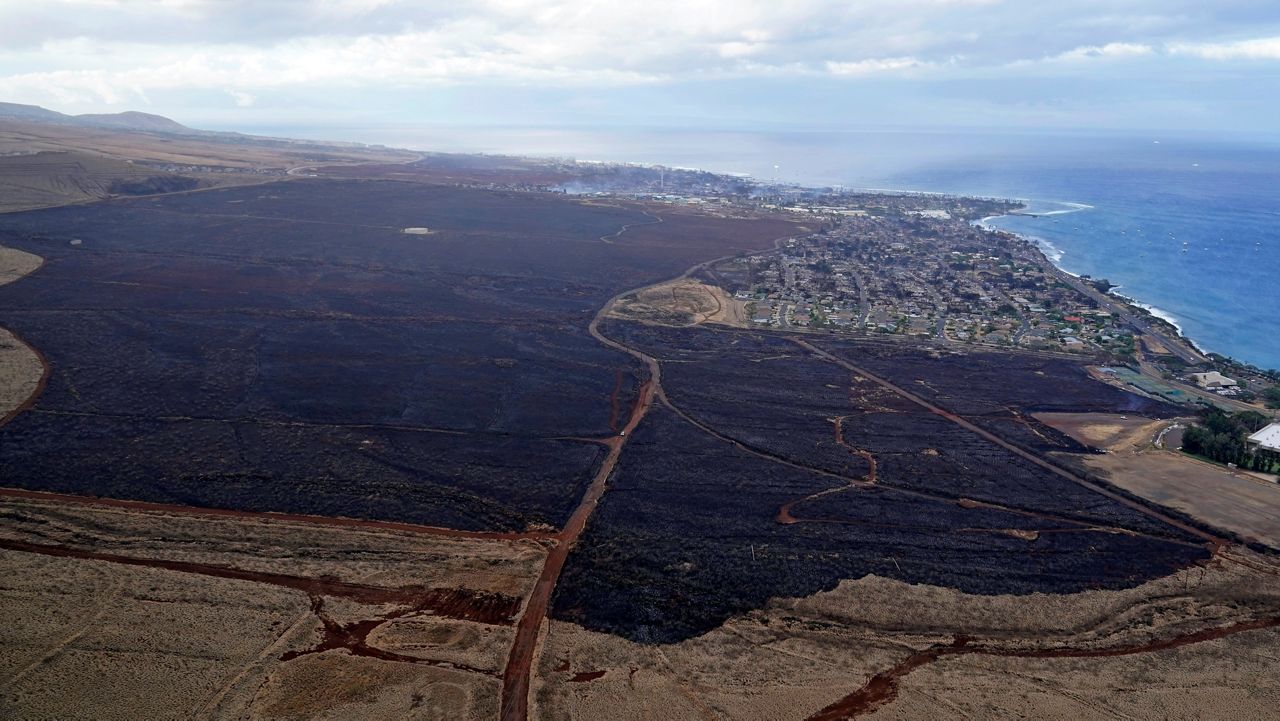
249;124;1280;370
884;136;1280;372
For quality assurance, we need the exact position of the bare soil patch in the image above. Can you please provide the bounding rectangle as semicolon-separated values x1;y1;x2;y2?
1035;411;1166;451
1082;451;1280;548
608;277;747;327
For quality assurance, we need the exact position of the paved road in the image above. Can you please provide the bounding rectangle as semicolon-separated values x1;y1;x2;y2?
1050;266;1206;365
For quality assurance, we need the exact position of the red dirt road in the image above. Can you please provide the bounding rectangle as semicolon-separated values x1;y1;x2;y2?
777;416;877;525
281;593;502;677
806;616;1280;720
791;339;1224;549
0;537;520;624
499;364;658;720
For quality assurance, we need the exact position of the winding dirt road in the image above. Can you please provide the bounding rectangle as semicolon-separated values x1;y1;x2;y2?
790;338;1224;549
0;537;521;621
777;416;877;525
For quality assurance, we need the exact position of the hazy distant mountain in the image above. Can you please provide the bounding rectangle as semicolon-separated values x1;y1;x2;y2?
0;102;197;134
0;102;67;123
74;111;192;133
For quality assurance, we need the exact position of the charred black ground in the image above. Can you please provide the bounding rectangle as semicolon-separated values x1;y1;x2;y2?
0;179;793;530
0;180;1209;642
551;322;1208;642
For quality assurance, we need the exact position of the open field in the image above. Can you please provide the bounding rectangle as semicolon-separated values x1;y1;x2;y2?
1033;411;1166;451
1086;452;1280;551
1036;412;1280;548
0;494;544;720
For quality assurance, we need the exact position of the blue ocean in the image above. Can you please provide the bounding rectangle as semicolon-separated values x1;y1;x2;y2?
246;124;1280;370
883;135;1280;373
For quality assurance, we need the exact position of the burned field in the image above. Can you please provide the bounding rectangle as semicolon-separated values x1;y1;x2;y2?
812;339;1183;453
552;322;1210;643
0;179;796;531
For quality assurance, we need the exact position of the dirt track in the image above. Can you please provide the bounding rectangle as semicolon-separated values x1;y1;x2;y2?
808;615;1280;720
0;537;520;622
777;416;878;525
499;289;664;721
499;225;800;720
791;338;1224;549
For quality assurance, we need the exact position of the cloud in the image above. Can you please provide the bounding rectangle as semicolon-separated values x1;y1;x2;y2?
825;57;935;76
1050;42;1154;62
227;89;256;106
2;0;1279;129
1168;36;1280;61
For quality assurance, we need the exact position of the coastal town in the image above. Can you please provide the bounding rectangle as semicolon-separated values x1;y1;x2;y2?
589;175;1280;419
717;208;1141;358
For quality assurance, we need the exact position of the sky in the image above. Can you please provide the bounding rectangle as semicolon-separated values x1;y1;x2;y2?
2;0;1280;135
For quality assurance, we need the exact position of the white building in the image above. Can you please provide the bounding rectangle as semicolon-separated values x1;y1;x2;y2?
1189;371;1238;389
1247;423;1280;453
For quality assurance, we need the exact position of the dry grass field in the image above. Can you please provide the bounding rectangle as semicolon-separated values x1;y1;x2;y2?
534;560;1280;720
0;119;417;214
4;490;1277;721
0;245;44;423
1039;412;1280;548
0;494;546;720
0;120;413;171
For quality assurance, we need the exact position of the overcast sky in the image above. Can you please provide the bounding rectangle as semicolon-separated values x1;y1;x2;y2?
3;0;1279;134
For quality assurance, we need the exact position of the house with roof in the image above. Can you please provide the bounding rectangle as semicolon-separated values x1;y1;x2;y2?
1189;371;1238;390
1247;423;1280;453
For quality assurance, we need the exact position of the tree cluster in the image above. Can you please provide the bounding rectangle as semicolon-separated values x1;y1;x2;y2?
1181;408;1278;473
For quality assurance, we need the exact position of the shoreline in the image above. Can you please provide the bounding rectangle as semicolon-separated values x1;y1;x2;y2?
973;208;1220;363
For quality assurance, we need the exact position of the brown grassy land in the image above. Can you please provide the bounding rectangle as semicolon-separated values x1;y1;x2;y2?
534;560;1280;720
0;151;199;213
0;495;545;720
0;119;417;213
0;245;43;423
7;490;1276;721
0;120;413;170
1038;412;1280;548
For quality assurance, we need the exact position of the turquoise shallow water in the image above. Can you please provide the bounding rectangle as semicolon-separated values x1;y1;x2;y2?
249;124;1280;369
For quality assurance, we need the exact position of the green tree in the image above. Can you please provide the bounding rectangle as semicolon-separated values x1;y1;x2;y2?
1263;386;1280;410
